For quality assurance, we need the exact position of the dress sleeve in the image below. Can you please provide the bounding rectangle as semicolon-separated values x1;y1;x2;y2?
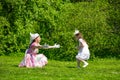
30;43;36;48
79;38;85;46
79;38;88;47
79;38;83;43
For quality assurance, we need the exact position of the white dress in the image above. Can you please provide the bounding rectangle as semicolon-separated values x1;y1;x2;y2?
76;38;90;60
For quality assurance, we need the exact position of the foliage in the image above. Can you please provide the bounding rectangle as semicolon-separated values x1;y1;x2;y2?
0;0;120;60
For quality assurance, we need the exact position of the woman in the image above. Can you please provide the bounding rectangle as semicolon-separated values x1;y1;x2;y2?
19;33;60;68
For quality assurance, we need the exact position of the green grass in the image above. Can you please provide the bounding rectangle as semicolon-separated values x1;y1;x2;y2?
0;56;120;80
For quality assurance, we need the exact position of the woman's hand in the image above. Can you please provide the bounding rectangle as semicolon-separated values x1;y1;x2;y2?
42;43;60;49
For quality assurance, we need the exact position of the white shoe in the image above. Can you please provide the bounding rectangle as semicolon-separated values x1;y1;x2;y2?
83;63;88;68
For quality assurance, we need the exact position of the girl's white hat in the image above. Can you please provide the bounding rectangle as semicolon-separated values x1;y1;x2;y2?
74;30;79;35
30;32;40;43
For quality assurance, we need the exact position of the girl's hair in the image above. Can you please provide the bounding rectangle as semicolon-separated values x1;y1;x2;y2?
75;32;83;39
75;32;87;43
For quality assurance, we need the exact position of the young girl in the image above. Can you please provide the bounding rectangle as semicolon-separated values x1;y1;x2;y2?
19;33;60;68
74;30;90;68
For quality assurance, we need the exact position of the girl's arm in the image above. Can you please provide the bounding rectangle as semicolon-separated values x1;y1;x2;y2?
78;39;84;49
79;42;84;48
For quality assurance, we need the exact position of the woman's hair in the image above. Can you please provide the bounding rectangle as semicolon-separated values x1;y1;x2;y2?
29;36;39;48
29;39;35;48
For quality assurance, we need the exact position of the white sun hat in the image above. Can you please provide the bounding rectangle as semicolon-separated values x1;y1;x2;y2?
74;30;80;35
30;32;40;43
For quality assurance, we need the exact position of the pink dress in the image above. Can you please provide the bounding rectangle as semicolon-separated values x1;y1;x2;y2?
19;42;48;68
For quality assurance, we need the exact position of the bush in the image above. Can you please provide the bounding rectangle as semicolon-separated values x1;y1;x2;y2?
0;0;120;60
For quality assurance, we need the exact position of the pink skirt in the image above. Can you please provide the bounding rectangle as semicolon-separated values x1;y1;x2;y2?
19;53;48;68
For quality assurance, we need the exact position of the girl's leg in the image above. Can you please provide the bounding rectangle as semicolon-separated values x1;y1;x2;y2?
76;55;88;68
80;59;88;67
76;59;80;68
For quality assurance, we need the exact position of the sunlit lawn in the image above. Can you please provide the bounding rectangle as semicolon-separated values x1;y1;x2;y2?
0;56;120;80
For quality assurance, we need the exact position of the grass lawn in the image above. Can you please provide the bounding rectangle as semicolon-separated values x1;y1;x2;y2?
0;56;120;80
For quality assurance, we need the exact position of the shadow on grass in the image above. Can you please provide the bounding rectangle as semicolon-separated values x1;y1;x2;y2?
13;65;19;67
66;66;76;68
